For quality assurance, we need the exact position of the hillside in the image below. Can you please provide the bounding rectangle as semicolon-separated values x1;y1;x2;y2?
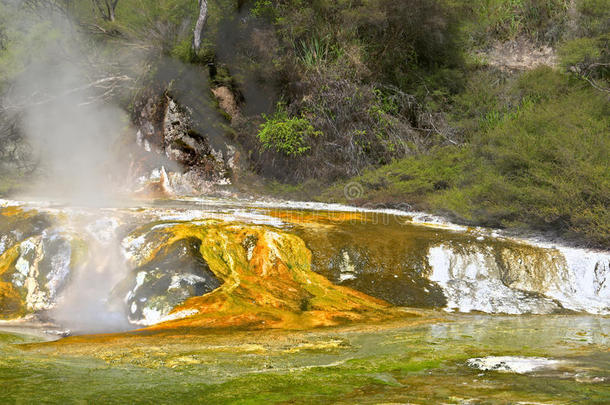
0;0;608;247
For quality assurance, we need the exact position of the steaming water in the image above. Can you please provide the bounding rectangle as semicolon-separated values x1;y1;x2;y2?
48;216;130;334
1;196;608;334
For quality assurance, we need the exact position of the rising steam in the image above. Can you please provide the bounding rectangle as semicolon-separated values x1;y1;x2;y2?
8;9;130;204
49;216;131;334
3;3;139;333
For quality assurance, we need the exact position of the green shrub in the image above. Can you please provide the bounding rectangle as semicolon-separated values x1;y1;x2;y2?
251;0;277;20
558;35;609;91
558;37;604;68
170;38;196;63
257;105;321;157
576;0;610;37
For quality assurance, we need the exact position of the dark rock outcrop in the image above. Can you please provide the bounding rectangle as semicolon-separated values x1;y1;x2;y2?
132;89;238;195
116;237;222;325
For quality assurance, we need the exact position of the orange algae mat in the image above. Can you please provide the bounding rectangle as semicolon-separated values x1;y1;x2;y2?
47;219;420;347
136;221;401;331
1;206;419;347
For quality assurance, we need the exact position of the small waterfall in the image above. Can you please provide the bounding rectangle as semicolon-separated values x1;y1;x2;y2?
428;243;610;314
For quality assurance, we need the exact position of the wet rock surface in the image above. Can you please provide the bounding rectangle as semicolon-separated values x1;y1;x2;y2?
0;208;75;319
116;237;222;325
428;242;610;314
277;210;609;315
467;356;564;374
0;200;608;330
324;246;447;308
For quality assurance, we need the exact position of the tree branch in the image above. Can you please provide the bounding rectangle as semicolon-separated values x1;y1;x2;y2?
1;76;134;112
193;0;208;52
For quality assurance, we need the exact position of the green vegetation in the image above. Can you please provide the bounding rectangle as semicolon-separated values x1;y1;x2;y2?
2;315;609;403
0;0;607;244
257;104;320;157
456;0;570;45
241;0;609;246
328;68;609;246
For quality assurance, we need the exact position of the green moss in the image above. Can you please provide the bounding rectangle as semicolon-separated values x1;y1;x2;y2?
4;315;609;404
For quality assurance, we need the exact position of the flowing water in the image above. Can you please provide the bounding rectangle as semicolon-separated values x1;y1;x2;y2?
0;197;608;403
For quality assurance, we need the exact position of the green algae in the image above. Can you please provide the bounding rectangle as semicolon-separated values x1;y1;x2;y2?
2;315;609;404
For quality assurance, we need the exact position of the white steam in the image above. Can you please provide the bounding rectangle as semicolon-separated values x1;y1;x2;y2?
50;215;131;334
5;5;137;332
14;33;127;203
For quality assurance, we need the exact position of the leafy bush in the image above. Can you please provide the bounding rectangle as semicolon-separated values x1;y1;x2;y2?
251;0;277;20
241;0;465;182
575;0;610;37
559;36;604;67
257;105;320;157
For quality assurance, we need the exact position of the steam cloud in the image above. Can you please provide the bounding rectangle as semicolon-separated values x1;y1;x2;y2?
10;13;129;204
4;4;138;333
2;1;221;334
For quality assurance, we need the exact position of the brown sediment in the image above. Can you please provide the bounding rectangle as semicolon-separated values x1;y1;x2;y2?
0;281;24;319
264;210;367;226
0;245;23;319
132;168;173;199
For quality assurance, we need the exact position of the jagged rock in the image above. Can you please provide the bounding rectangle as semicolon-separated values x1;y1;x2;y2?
132;91;235;195
132;91;166;154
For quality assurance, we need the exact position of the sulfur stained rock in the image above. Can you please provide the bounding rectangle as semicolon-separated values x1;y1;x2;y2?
0;208;77;318
119;220;395;331
0;281;24;319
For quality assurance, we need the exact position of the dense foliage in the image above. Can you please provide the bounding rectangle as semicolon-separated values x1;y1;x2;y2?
327;68;609;246
248;0;609;246
0;0;607;246
257;104;320;157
